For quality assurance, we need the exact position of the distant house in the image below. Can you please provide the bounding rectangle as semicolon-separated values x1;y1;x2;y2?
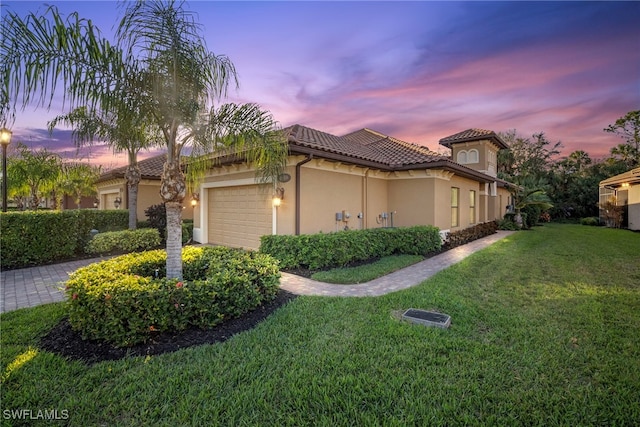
94;154;194;221
599;167;640;230
190;126;513;249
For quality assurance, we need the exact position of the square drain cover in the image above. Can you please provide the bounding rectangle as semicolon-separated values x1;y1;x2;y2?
402;309;451;329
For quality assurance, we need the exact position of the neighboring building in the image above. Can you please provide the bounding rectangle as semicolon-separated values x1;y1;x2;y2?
95;154;194;221
599;167;640;231
191;126;513;249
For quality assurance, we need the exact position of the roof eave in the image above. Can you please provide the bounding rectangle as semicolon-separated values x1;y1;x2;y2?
288;144;391;171
439;134;508;150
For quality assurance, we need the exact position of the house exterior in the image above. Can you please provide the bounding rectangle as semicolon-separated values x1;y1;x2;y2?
599;167;640;230
95;154;194;221
191;126;513;249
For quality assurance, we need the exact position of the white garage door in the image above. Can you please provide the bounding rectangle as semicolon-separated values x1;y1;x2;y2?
207;185;273;249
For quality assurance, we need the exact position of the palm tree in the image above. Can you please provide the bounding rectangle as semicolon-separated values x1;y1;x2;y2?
58;162;101;209
1;1;288;278
48;106;159;228
10;143;61;210
510;177;553;228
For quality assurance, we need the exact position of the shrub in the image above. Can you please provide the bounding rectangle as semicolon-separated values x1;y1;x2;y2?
0;210;129;270
498;218;519;231
260;225;441;270
145;203;167;243
443;221;498;248
182;221;193;245
86;229;162;254
580;217;600;226
65;246;281;347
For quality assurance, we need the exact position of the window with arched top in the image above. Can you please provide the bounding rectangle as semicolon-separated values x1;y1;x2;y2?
468;149;479;163
457;151;467;164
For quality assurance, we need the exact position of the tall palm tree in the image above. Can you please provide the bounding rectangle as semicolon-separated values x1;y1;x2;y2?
48;106;159;229
1;1;288;278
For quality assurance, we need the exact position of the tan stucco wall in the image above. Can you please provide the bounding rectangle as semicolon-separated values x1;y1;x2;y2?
97;179;194;221
451;140;500;177
299;165;364;233
190;155;512;244
387;178;433;227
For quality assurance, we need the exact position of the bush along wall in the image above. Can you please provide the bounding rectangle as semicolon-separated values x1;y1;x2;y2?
65;246;281;347
86;228;162;255
260;225;442;270
0;210;129;270
443;221;498;249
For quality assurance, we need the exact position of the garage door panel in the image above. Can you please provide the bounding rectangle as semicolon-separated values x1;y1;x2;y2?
207;185;272;249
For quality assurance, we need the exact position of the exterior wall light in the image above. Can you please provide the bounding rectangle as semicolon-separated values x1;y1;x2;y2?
273;187;284;207
114;196;122;209
191;192;199;208
1;127;12;212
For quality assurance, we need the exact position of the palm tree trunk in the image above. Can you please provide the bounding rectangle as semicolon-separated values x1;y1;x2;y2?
160;159;186;279
165;201;183;279
124;163;141;230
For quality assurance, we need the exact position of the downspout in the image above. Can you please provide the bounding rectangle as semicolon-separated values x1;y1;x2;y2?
362;168;370;229
295;154;313;235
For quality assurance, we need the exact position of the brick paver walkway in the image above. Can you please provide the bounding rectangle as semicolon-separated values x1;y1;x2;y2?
1;231;514;313
279;231;514;296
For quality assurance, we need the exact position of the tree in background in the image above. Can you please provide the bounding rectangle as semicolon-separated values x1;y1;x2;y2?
9;143;61;210
498;130;558;225
498;130;562;183
604;110;640;169
49;106;159;229
57;162;101;209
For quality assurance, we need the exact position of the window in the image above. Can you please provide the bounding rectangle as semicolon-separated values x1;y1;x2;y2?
468;149;479;163
469;190;476;224
451;187;459;227
457;151;467;164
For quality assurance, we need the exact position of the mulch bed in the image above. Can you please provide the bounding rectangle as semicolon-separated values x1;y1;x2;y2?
39;290;297;365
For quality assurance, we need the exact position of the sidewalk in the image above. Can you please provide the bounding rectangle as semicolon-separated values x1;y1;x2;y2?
279;231;514;296
1;231;514;313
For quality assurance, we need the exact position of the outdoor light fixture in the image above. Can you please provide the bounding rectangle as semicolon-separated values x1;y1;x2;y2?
93;200;99;209
273;187;284;207
114;196;122;209
0;127;13;212
191;193;199;208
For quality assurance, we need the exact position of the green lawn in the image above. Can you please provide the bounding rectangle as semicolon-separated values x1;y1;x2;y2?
1;224;639;426
311;254;424;283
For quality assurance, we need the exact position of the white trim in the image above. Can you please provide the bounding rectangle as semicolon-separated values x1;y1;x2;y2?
272;205;278;235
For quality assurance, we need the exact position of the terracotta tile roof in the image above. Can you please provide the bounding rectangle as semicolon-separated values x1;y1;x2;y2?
439;128;508;149
286;125;447;168
96;153;166;182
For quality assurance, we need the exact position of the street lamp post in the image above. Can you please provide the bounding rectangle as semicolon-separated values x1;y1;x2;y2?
0;127;13;212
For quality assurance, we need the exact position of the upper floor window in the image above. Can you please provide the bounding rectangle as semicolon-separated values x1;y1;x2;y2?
457;151;467;164
456;149;478;164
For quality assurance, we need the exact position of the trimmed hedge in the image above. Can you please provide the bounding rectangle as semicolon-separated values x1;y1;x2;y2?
65;246;281;347
260;225;441;270
0;210;128;270
86;228;162;254
443;221;498;248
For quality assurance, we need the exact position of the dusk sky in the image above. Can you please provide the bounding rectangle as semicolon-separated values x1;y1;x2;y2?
2;1;639;170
